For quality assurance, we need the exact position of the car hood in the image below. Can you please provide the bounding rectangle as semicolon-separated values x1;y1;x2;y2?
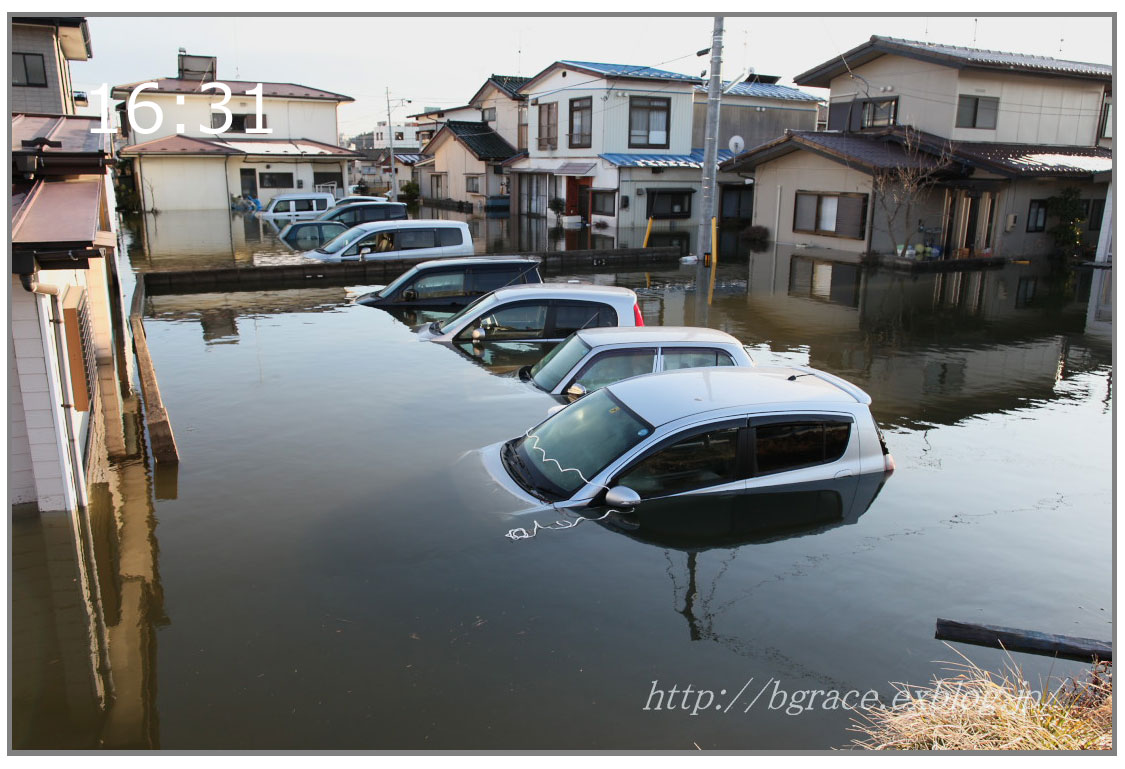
412;321;441;341
448;444;558;518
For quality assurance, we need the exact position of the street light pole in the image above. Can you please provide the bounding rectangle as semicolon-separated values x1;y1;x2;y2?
386;87;398;202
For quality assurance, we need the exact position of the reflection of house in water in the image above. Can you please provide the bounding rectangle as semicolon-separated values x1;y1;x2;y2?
12;389;169;749
145;288;351;344
126;210;290;273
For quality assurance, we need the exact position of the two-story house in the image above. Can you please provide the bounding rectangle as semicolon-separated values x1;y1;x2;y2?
506;60;820;235
721;37;1112;259
10;16;92;115
115;52;361;211
413;75;528;211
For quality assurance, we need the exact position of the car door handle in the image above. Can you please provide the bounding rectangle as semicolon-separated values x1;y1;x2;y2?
834;470;853;479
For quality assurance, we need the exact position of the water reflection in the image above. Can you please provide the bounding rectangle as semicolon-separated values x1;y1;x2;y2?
12;397;166;749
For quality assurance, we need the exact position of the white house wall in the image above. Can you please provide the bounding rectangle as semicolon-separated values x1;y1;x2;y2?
125;94;339;144
137;156;229;210
828;54;959;137
431;135;488;205
474;83;524;148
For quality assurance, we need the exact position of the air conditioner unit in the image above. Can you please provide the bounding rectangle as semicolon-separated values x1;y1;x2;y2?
530;98;539;105
1005;213;1017;232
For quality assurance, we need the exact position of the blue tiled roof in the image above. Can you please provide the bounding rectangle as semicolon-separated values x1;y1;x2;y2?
599;148;734;168
701;81;821;102
560;60;703;83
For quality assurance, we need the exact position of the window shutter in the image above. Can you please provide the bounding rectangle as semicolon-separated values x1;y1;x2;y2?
834;195;867;239
794;193;817;232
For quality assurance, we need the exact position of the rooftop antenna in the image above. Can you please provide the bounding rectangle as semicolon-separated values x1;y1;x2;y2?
1058;37;1064;54
972;18;978;45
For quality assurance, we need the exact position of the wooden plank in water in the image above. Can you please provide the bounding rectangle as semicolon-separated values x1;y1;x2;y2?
935;618;1112;662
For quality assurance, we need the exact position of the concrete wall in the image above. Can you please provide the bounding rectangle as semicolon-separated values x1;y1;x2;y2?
122;93;339;145
692;97;819;152
10;23;72;114
751;150;875;252
826;53;1107;145
136;156;229;211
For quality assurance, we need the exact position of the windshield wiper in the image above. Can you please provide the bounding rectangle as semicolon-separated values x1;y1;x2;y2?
503;442;552;501
429;320;442;334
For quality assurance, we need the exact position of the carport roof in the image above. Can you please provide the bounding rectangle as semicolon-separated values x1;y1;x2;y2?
120;135;362;157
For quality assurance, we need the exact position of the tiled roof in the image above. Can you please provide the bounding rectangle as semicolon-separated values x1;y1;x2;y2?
720;130;948;173
120;135;361;157
559;60;702;83
111;78;353;102
443;121;518;161
700;81;821;102
489;75;530;99
12;113;111;155
600;148;735;168
796;35;1112;86
943;141;1112;176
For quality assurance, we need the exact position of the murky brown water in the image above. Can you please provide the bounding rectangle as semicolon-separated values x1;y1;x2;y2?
11;212;1112;749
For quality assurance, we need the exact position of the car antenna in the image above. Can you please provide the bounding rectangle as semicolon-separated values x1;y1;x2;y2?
787;372;814;381
499;264;541;289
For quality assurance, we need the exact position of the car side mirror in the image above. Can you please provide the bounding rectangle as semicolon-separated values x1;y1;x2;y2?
565;382;588;401
402;289;417;302
604;486;641;508
360;247;372;256
471;327;486;343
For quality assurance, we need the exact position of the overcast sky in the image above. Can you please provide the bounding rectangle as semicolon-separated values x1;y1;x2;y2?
70;14;1114;139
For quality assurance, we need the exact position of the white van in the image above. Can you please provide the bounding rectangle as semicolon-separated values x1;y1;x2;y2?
260;192;336;219
305;220;474;262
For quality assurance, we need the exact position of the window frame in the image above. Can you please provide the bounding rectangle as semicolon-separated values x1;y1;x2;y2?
792;191;868;240
591;189;616;216
628;96;672;149
747;414;855;478
538;102;558;150
12;52;48;88
861;97;898;128
548;300;619;339
956;95;1000;130
658;346;737;372
259;172;295;189
465;175;482;194
481;107;497;122
569;96;592;149
456;299;552;342
1026;199;1048;233
212;112;269;132
646;188;693;219
1089;198;1106;231
566;347;658;393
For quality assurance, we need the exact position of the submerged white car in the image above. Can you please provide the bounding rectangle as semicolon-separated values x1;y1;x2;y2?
521;326;756;401
475;366;894;517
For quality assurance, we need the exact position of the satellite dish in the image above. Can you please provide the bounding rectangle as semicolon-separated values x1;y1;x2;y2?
729;135;745;155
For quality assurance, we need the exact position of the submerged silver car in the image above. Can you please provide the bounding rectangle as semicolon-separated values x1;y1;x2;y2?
521;326;756;401
474;366;894;518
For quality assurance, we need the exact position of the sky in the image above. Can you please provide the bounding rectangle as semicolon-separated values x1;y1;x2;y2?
69;13;1115;139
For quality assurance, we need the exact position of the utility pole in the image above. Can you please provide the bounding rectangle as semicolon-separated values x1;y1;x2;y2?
696;16;724;319
386;87;398;202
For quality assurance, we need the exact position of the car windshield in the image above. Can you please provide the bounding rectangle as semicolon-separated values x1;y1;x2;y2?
377;265;422;298
513;389;652;498
316;226;370;255
437;292;498;334
529;334;592;392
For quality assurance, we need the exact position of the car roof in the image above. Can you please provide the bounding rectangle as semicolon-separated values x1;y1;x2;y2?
410;256;541;270
488;282;636;302
349;219;469;232
333;201;406;210
273;192;334;200
607;366;868;427
575;325;739;347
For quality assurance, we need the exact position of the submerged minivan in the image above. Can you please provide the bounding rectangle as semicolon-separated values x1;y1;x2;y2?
355;257;542;309
305;220;474;262
259;192;336;219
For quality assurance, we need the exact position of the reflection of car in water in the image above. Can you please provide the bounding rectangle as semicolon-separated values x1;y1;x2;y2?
520;326;757;402
467;366;894;524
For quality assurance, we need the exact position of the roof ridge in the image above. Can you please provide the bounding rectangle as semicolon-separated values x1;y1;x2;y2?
873;34;1111;69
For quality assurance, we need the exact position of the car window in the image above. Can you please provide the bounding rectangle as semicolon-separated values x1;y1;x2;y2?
407;272;465;300
337;208;360;225
393;229;437;250
438;292;497;334
618;427;741;498
289;225;321;251
754;421;851;476
530;334;592;392
553;302;616;336
315;199;328;210
294;199;314;212
470;268;521;294
572;349;657;392
273;200;291;213
460;302;549;341
514;389;653;498
437;227;464;247
662;348;736;371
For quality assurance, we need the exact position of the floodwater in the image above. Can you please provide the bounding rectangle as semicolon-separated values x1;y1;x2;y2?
11;210;1113;750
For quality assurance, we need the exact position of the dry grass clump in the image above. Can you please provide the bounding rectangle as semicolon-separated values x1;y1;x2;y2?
850;656;1112;751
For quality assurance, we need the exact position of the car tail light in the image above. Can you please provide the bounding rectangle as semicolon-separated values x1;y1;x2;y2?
884;453;896;475
632;303;645;326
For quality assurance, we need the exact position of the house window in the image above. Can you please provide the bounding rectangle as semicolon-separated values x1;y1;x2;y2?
394;131;404;141
430;175;444;198
466;175;481;193
482;107;496;122
12;52;47;87
259;173;294;188
538;102;558;150
1100;103;1113;139
569;97;592;148
1089;198;1106;230
629;97;670;148
647;189;692;219
591;190;615;216
861;98;897;128
1026;199;1048;232
212;113;268;132
793;191;868;239
518;105;528;150
956;95;999;129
